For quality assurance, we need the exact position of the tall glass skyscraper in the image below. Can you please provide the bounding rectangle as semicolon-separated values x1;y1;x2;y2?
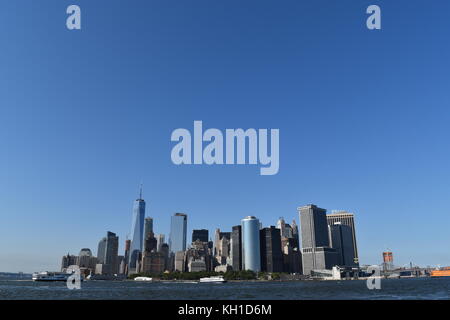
97;237;107;264
96;231;119;275
231;225;242;271
128;189;146;271
326;211;359;265
241;216;261;272
156;234;165;252
144;217;154;239
169;213;187;253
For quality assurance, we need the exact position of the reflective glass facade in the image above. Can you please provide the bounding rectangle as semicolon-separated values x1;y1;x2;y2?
241;216;261;272
169;213;187;253
128;198;145;269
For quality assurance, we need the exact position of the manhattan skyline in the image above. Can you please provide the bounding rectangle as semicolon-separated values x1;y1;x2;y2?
1;1;450;273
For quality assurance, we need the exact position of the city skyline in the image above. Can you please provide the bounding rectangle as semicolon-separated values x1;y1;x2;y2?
2;1;450;273
0;186;446;273
58;191;363;277
0;187;447;273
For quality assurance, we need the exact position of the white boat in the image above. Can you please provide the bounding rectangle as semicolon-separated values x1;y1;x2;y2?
199;276;227;283
134;277;153;282
86;274;125;281
32;272;72;282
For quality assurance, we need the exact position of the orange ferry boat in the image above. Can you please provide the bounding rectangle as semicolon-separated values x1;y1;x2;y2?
431;267;450;277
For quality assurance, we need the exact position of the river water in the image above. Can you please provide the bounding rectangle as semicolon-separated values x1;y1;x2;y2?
0;277;449;300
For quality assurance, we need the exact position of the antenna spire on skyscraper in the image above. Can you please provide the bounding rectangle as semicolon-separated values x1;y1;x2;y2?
139;183;143;200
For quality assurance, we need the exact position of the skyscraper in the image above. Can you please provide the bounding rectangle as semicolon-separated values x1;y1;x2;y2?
160;243;170;271
192;229;209;243
241;216;261;272
97;237;107;264
326;211;359;265
276;217;286;234
329;223;357;267
105;231;119;274
144;234;157;253
123;239;131;274
291;219;299;249
143;217;154;241
214;229;231;266
141;252;166;274
169;213;187;253
231;225;242;271
185;240;211;272
96;231;119;275
128;187;146;272
156;234;165;252
299;204;337;275
174;251;186;272
260;226;283;272
281;238;302;274
141;232;162;273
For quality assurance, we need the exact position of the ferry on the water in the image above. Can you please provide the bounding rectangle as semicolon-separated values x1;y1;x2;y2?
134;277;153;282
431;267;450;277
199;276;227;283
32;271;73;282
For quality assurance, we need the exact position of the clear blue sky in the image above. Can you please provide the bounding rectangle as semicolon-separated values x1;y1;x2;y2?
1;1;450;273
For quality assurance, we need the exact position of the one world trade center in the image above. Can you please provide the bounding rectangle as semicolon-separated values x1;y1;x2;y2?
128;186;145;273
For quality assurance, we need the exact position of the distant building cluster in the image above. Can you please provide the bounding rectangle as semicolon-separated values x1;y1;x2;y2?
61;189;360;277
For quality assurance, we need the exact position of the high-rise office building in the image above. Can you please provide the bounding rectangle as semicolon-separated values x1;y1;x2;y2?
143;217;154;241
169;213;187;253
231;225;242;271
156;234;165;252
276;218;293;238
326;211;359;265
299;204;337;275
329;223;357;267
97;237;107;264
260;226;283;272
160;243;170;271
141;252;166;274
123;239;131;274
214;229;231;266
144;233;157;253
141;232;163;274
241;216;261;272
96;231;119;275
105;231;119;275
192;229;209;243
174;251;186;272
291;219;299;249
276;217;286;233
185;240;212;272
128;187;146;272
118;256;126;275
281;238;302;274
300;205;329;248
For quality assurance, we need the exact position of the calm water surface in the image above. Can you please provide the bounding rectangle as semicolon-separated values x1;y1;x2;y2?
1;278;449;300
